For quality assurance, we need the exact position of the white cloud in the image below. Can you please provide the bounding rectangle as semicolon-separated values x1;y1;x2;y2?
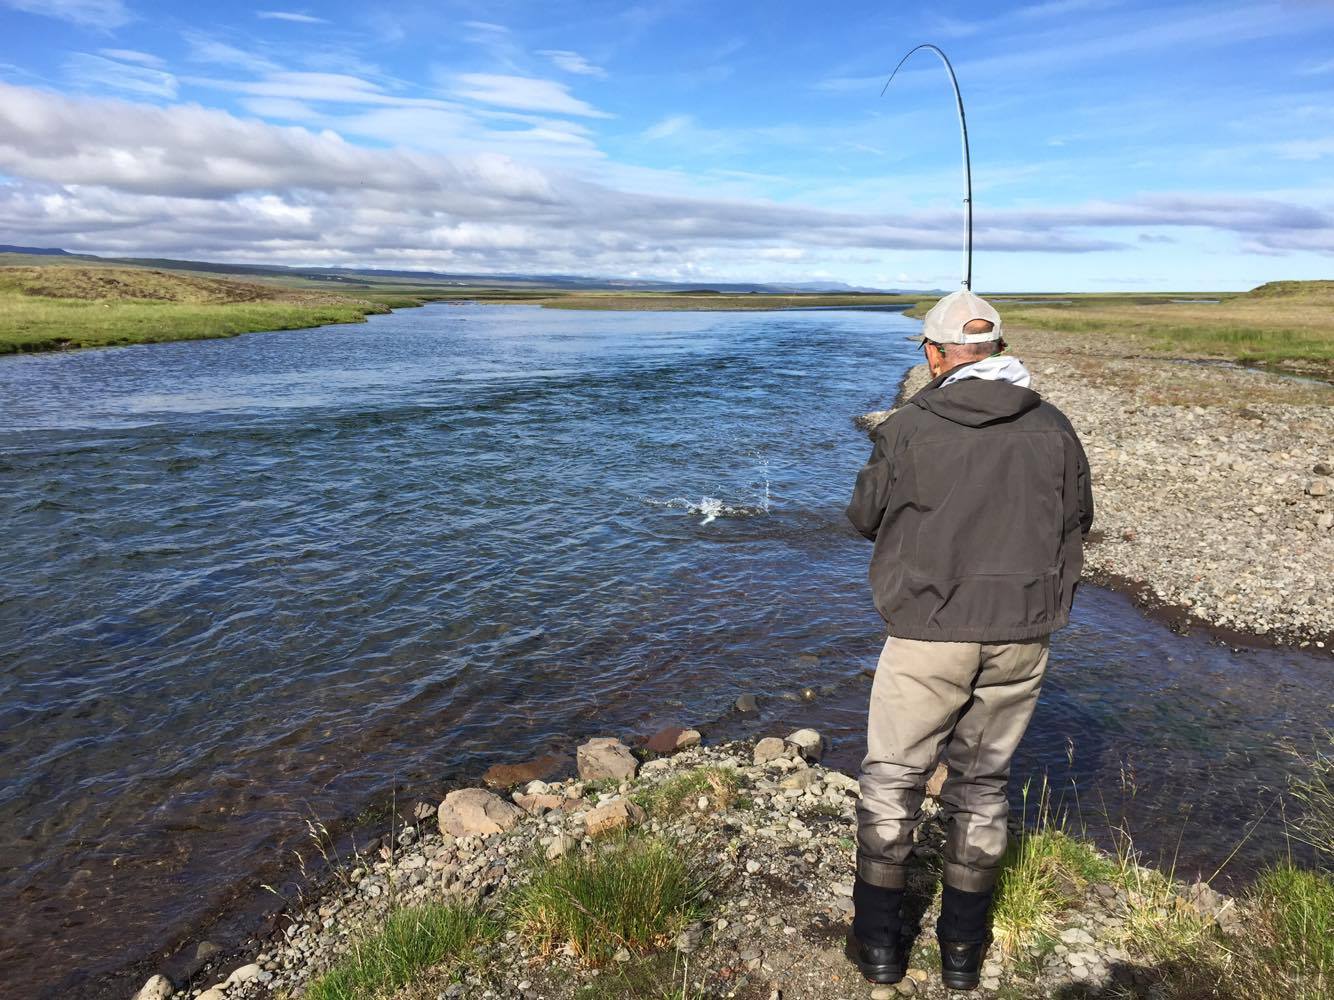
537;50;607;78
257;10;327;23
451;73;612;118
642;114;693;140
184;33;279;73
0;0;129;29
64;52;177;99
0;84;1330;279
98;48;163;67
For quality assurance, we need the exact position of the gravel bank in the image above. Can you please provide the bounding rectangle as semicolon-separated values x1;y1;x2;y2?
132;738;1239;1000
861;341;1334;649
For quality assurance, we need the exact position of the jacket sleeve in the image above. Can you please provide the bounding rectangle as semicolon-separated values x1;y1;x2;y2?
846;424;896;541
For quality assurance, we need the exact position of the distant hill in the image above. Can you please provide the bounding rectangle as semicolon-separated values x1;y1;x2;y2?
0;245;77;256
0;247;925;295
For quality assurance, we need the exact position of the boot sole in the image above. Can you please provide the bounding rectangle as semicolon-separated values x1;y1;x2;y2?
844;940;906;984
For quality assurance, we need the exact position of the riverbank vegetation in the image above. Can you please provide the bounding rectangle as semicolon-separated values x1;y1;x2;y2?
6;254;1333;376
956;281;1334;375
200;734;1334;1000
0;265;389;354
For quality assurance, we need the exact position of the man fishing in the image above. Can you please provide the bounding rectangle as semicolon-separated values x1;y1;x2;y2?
845;289;1094;990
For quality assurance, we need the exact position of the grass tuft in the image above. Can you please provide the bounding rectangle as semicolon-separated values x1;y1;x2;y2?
992;778;1121;953
1287;730;1334;863
514;833;712;966
632;766;743;818
305;902;497;1000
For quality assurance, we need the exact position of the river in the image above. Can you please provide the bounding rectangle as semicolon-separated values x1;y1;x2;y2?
0;303;1329;997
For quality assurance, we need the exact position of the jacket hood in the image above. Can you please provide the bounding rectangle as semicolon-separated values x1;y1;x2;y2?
910;369;1042;427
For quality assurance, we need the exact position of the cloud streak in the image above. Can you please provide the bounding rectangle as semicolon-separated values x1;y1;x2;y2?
0;84;1330;277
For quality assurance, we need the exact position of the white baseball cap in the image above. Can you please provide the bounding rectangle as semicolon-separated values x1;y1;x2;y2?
910;289;1003;345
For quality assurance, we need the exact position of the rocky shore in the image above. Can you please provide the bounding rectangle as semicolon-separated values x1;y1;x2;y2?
130;734;1251;1000
861;339;1334;649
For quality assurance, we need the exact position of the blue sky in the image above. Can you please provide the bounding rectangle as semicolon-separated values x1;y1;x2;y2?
1;0;1333;290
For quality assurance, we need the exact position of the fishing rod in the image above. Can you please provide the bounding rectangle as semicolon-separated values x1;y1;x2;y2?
882;44;973;290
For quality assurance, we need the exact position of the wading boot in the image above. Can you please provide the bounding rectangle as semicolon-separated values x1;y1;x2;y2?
938;936;989;991
936;883;994;991
847;877;907;984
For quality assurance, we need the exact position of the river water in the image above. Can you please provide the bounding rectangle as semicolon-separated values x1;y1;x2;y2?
1;303;1330;997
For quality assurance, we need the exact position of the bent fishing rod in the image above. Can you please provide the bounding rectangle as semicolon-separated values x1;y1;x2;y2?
882;44;973;290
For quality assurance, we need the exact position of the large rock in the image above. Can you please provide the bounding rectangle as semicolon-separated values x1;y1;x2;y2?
645;726;687;754
513;792;566;815
133;976;174;1000
785;728;824;762
438;788;525;838
585;799;647;837
735;694;759;714
576;738;639;781
225;963;262;986
753;737;788;765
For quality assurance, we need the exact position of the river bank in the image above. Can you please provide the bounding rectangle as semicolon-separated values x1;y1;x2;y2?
129;735;1332;1000
861;334;1334;649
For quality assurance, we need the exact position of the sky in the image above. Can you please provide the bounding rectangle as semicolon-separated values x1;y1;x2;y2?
1;1;1333;291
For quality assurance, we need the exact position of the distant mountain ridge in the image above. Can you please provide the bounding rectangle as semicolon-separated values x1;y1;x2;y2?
0;246;932;295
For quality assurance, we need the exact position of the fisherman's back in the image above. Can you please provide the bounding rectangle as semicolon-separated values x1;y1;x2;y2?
848;373;1093;643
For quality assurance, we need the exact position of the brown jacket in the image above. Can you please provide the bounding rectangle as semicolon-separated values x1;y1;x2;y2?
847;365;1093;642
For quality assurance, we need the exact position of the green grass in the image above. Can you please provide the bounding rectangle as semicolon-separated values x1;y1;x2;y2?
908;281;1334;371
0;265;388;353
514;833;712;966
304;902;498;1000
1246;864;1334;987
992;780;1122;954
1288;730;1334;862
631;766;743;818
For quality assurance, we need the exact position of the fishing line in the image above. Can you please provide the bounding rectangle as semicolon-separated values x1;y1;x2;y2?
882;44;973;290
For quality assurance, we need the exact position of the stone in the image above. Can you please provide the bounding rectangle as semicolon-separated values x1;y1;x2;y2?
576;737;639;781
646;726;687;754
133;975;173;1000
437;788;525;838
1305;477;1331;497
585;799;646;837
1317;512;1334;530
824;770;860;793
778;769;816;791
735;694;759;713
676;728;702;749
545;833;577;860
225;963;262;985
785;728;823;761
513;792;565;815
925;761;949;798
412;801;436;821
481;753;567;789
870;987;895;999
1313;461;1332;477
753;737;787;765
197;991;227;1000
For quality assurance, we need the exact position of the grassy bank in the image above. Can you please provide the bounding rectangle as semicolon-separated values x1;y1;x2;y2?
0;265;390;354
908;282;1334;374
214;734;1334;1000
